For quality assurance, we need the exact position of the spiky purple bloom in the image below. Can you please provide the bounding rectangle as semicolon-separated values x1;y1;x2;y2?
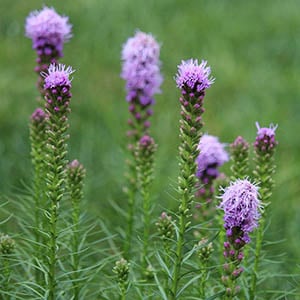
42;63;74;113
25;6;72;59
219;179;261;242
196;134;229;183
121;31;163;106
43;63;74;90
175;59;214;94
219;179;261;297
254;122;278;153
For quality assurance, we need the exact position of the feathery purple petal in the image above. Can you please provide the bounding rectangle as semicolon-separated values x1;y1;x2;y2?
175;59;214;93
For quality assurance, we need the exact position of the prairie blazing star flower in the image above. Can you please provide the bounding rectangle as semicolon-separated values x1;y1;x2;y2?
25;6;72;59
175;59;214;95
219;179;261;243
220;179;261;298
121;31;163;106
254;122;278;153
43;63;74;90
196;134;229;183
42;64;74;114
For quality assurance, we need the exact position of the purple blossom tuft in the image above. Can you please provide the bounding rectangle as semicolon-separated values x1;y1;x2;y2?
68;159;80;169
231;136;249;153
121;31;163;106
219;179;261;242
42;63;74;90
196;134;229;182
139;135;155;148
31;107;46;124
175;59;214;93
25;6;72;58
254;122;278;153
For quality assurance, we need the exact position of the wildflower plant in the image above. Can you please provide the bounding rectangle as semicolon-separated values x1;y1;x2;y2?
219;179;261;299
42;63;74;299
121;31;162;258
170;59;214;299
250;123;278;299
0;7;288;300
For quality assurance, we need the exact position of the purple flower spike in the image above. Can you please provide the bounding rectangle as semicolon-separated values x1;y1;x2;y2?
25;6;72;58
219;179;261;242
121;30;163;106
175;59;214;94
196;134;229;182
254;122;278;153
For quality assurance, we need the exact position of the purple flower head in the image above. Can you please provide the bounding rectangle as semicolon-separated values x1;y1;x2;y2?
30;107;47;124
254;122;278;153
67;159;86;182
121;30;163;106
196;134;229;181
218;179;261;242
25;6;72;58
139;135;154;148
175;59;214;94
231;136;249;153
42;63;74;90
137;135;157;158
68;159;80;169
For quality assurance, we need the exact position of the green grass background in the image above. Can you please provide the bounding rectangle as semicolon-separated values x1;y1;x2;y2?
1;0;299;289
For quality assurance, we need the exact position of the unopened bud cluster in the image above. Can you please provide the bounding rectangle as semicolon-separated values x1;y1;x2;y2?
113;258;130;285
156;212;174;241
197;238;214;262
0;233;15;255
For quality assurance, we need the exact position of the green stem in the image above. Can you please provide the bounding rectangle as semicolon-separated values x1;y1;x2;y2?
170;192;190;300
124;186;136;259
249;217;265;300
199;261;207;298
71;197;80;300
2;257;11;299
48;200;58;300
45;114;68;299
163;242;171;296
142;189;151;271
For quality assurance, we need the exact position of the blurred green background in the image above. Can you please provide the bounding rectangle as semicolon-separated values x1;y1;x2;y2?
1;0;299;289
